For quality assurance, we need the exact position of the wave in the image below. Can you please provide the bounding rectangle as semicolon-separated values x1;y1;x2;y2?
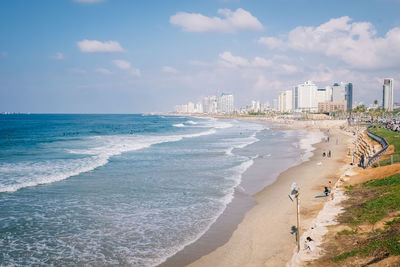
224;132;259;156
173;123;185;127
185;120;197;125
155;156;256;266
0;129;217;193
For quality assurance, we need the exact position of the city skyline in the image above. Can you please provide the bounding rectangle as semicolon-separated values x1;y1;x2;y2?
1;0;400;113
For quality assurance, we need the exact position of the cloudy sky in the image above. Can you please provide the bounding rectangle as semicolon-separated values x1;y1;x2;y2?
1;0;399;113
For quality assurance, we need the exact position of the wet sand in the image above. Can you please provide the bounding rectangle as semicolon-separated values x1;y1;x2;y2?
187;122;352;266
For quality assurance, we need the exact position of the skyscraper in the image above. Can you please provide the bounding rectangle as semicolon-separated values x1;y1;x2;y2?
383;78;394;111
345;83;353;111
294;80;318;112
278;90;293;112
217;93;234;114
332;82;346;102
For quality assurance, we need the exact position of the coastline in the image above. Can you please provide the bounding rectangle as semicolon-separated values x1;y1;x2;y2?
160;119;347;266
184;119;351;266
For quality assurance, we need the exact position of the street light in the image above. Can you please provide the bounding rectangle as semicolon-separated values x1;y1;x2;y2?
289;182;301;252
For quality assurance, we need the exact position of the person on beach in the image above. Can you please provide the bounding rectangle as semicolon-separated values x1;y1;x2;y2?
328;150;331;157
322;151;326;157
304;237;315;252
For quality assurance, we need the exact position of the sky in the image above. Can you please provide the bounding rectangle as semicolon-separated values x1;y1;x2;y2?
1;0;400;113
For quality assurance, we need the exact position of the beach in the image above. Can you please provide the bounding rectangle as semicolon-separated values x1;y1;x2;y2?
175;119;353;266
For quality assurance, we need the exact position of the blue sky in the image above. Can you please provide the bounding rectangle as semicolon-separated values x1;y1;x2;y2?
1;0;400;113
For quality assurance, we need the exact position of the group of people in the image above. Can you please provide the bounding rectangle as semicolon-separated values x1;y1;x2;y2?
322;150;332;157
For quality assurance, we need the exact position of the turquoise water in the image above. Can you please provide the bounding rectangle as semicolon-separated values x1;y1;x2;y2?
0;114;317;266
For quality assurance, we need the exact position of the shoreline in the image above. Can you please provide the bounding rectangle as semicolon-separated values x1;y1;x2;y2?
160;120;338;266
186;119;351;266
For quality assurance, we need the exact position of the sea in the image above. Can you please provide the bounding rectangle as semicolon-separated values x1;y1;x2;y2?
0;114;323;266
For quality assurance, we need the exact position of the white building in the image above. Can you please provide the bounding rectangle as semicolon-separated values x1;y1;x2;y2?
251;100;261;113
217;93;234;114
294;80;318;112
187;102;195;113
332;82;346;102
278;90;293;112
316;86;332;105
383;78;394;111
273;99;278;111
195;101;203;113
202;95;218;114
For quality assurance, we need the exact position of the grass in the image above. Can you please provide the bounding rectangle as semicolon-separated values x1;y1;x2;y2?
369;126;400;167
369;126;400;152
337;229;358;235
332;173;400;263
342;173;400;225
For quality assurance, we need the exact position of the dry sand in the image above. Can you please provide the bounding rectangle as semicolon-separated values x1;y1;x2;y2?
188;120;353;267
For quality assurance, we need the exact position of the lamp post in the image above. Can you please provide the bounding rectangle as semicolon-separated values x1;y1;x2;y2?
289;182;301;252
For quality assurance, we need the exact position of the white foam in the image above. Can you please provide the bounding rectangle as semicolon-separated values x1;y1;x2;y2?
0;129;217;193
173;123;185;127
154;156;256;266
185;120;197;125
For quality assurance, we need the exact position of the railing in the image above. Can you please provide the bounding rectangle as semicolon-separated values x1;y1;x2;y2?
364;126;389;168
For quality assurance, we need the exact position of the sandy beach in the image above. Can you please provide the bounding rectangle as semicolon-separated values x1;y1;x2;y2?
182;120;353;267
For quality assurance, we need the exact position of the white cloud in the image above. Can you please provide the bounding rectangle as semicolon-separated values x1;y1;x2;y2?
77;40;124;53
73;0;104;3
252;56;273;67
258;16;400;69
51;52;64;60
170;8;263;33
281;64;297;74
95;68;112;75
219;51;250;67
218;51;272;68
162;66;178;73
258;37;284;49
112;59;141;77
112;59;131;70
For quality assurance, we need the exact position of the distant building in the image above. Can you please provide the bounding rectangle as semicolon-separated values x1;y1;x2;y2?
251;100;261;113
278;89;293;112
332;82;346;102
217;93;234;114
202;95;218;114
273;99;278;111
345;83;353;111
195;101;203;113
383;78;394;111
294;80;318;112
316;87;332;105
318;101;346;113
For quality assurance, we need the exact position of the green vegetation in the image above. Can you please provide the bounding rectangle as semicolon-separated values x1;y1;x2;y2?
369;126;400;167
341;173;400;225
369;126;400;152
337;229;358;235
333;173;400;263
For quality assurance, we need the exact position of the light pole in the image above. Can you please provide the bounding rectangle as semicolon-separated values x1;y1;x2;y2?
289;182;301;252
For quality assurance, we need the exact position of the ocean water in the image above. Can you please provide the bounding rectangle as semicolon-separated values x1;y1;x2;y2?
0;114;321;266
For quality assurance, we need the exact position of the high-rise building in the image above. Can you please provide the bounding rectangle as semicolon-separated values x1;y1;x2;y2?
278;90;293;112
251;100;261;112
316;87;332;105
383;78;394;111
187;102;195;113
332;82;353;111
332;82;346;102
217;93;234;114
345;83;353;111
202;95;218;114
273;99;278;111
294;80;318;112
